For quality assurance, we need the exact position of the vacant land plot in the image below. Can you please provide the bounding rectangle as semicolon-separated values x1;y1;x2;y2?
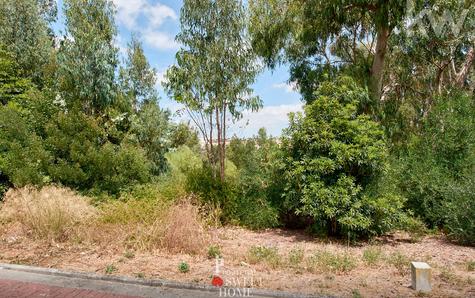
0;222;473;298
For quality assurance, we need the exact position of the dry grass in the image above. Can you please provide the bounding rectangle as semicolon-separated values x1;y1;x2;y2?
136;196;209;254
161;197;208;254
1;186;97;241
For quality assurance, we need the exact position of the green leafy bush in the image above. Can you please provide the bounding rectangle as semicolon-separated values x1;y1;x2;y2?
280;77;404;237
0;105;50;187
129;100;171;175
185;163;238;222
394;92;475;244
227;129;281;230
45;112;152;195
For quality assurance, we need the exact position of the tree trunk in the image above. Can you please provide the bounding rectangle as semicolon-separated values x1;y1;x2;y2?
215;106;225;182
370;26;390;101
455;46;475;87
210;112;215;179
221;104;227;182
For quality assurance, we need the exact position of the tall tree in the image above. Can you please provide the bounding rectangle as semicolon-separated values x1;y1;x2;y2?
120;35;158;111
249;0;407;102
0;0;53;86
58;0;118;115
164;0;261;181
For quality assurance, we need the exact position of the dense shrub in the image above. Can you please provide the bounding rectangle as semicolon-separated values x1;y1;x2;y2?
45;111;152;195
0;105;50;187
280;77;405;237
395;92;475;244
228;130;281;229
185;163;238;222
129;100;171;175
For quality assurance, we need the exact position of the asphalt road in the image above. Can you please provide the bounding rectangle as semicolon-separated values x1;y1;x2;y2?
0;268;223;297
0;265;319;298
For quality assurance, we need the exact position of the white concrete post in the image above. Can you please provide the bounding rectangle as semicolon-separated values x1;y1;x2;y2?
411;262;432;292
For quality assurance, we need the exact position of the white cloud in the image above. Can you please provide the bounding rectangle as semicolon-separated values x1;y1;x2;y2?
143;30;179;50
231;104;304;137
156;70;166;85
146;3;178;27
113;0;178;51
272;81;298;93
114;0;147;29
114;35;127;56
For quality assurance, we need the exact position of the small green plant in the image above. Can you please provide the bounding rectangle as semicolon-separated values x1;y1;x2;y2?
387;252;409;275
208;245;221;259
136;272;145;278
105;264;118;274
307;250;357;273
124;250;135;259
439;267;457;283
247;246;281;269
466;261;475;272
351;289;363;298
362;247;382;266
288;247;304;267
178;261;190;273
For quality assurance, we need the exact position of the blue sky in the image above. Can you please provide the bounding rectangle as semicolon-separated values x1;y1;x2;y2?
55;0;303;137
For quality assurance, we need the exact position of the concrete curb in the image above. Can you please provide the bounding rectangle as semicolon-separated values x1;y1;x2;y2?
0;263;330;298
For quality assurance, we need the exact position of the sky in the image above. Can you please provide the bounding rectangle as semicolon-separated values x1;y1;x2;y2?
55;0;303;138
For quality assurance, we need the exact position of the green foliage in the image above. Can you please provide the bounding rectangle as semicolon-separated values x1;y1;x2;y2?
58;0;118;114
124;250;135;259
0;105;50;187
0;47;36;105
164;0;261;180
105;264;118;274
249;0;407;102
387;251;409;274
362;247;383;266
129;100;171;175
280;77;403;236
178;261;190;273
352;289;363;298
394;92;475;244
247;246;281;269
169;123;200;150
0;0;52;86
467;261;475;272
185;163;238;222
227;129;281;230
307;250;357;273
166;146;202;178
207;245;221;259
45;112;151;195
120;35;158;109
288;247;305;267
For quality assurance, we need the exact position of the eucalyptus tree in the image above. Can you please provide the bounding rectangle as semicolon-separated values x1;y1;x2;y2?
249;0;407;102
374;1;475;147
0;0;53;86
120;35;158;111
164;0;261;181
58;0;118;115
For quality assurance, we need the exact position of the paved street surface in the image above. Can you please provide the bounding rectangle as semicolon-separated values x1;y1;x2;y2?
0;267;224;298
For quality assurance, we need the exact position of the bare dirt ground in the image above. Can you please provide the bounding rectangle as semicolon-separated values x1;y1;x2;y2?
0;223;474;298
